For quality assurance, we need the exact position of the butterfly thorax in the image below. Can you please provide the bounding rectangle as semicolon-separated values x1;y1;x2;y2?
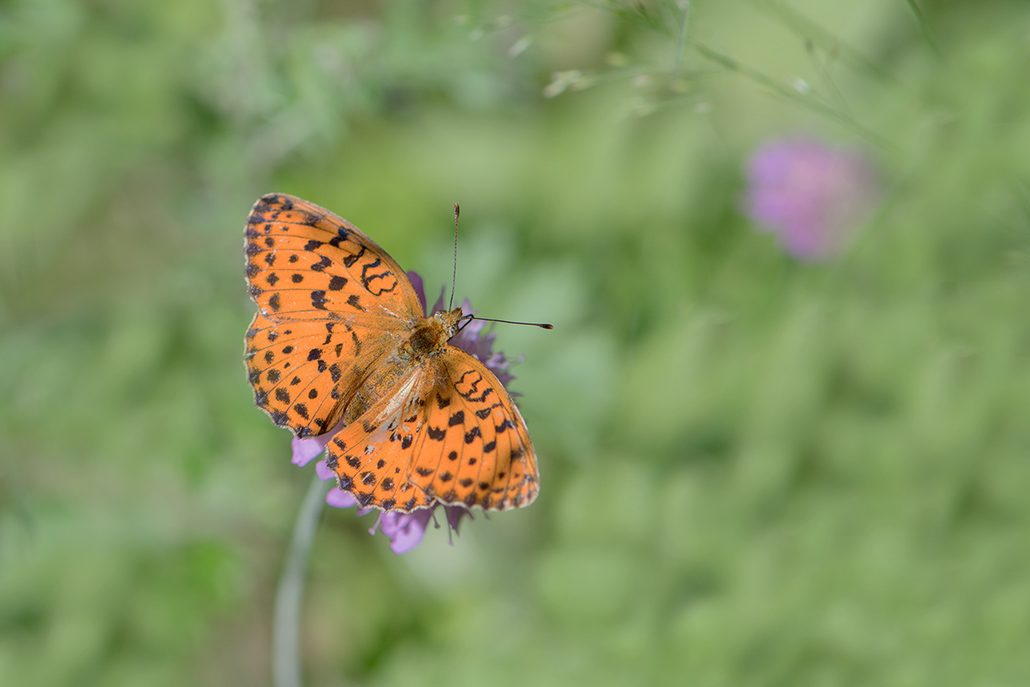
403;307;464;362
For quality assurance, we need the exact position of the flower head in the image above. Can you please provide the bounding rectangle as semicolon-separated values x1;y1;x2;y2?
291;271;516;553
743;137;881;260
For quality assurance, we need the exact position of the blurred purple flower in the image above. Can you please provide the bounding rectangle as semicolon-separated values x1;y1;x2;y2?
743;137;881;260
291;270;517;553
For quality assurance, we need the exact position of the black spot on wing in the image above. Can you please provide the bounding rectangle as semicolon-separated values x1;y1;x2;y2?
342;245;365;268
475;405;499;419
459;374;493;403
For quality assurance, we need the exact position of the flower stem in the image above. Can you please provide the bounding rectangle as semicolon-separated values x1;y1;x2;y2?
671;0;691;87
273;472;330;687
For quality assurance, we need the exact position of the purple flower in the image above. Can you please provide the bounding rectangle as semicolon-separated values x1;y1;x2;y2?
743;137;881;260
291;271;517;553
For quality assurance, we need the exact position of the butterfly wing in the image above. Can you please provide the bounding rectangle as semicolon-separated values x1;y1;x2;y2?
244;193;424;437
325;347;540;512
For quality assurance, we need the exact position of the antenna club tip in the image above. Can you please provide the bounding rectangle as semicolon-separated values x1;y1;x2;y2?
541;324;554;329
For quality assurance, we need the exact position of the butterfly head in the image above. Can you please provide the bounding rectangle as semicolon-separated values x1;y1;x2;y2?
433;307;474;339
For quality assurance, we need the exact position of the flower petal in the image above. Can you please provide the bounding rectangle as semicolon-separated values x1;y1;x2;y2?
326;489;358;509
379;508;435;554
292;434;330;466
314;459;334;482
430;287;447;316
444;505;471;534
407;270;427;316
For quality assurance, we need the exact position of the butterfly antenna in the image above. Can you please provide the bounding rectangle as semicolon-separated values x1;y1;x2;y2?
448;203;459;311
463;315;554;330
447;204;553;331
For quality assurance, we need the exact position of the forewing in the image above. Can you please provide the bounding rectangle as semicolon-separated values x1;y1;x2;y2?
244;193;423;437
244;193;423;325
325;349;539;513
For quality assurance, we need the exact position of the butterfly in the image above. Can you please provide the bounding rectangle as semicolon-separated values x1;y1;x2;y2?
244;193;540;513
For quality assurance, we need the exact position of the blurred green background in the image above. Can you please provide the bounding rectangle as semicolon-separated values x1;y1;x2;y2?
3;0;1030;685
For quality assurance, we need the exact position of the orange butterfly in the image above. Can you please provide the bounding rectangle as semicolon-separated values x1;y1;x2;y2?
244;194;540;513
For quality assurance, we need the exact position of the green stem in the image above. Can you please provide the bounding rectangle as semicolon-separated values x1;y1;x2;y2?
671;0;692;86
903;0;940;56
273;472;330;687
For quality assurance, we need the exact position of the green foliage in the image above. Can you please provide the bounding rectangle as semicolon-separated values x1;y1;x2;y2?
3;0;1030;685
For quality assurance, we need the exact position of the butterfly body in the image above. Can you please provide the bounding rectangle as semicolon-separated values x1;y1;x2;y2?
245;194;539;513
403;309;461;359
336;310;457;430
